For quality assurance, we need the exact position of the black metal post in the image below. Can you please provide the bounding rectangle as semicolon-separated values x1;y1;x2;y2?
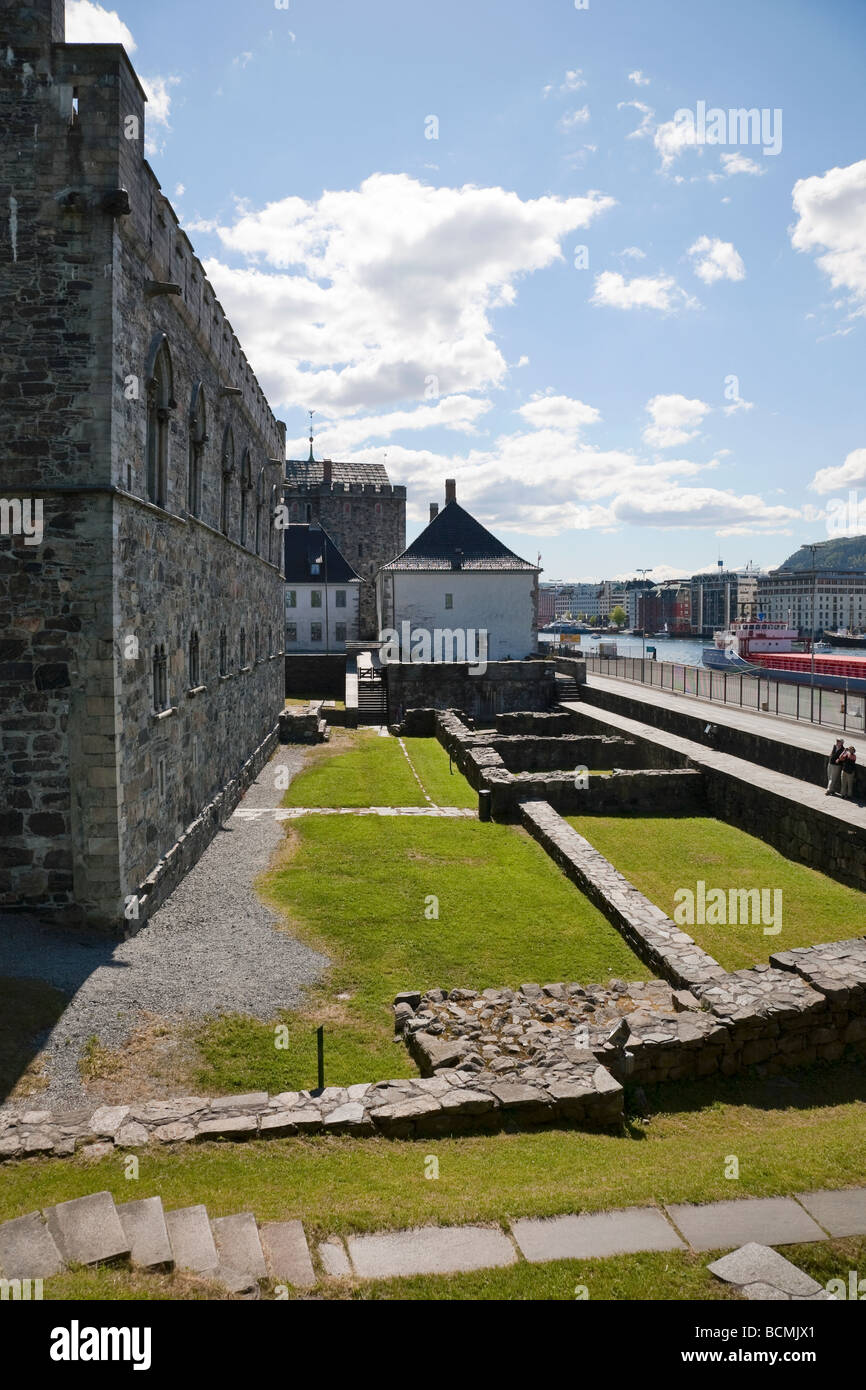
317;1025;324;1092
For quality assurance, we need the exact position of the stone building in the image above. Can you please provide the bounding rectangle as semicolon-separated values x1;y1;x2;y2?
0;0;286;931
284;524;361;652
284;454;405;639
377;480;540;661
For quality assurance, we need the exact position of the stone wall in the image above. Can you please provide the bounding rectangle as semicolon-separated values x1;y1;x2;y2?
284;653;346;698
386;659;556;723
0;2;285;930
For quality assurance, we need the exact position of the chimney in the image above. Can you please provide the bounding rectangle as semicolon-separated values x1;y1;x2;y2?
322;459;333;486
445;478;456;505
429;503;439;522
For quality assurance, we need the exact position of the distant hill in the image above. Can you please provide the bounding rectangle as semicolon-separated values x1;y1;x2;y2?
776;535;866;572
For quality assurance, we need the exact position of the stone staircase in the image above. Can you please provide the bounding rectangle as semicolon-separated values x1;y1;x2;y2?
0;1191;315;1298
555;673;581;701
356;668;388;723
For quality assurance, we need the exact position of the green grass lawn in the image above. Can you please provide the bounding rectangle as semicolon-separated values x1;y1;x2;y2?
283;729;474;807
567;815;866;970
5;1064;863;1300
195;814;647;1095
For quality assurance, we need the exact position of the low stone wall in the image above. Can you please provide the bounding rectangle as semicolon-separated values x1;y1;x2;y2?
469;733;647;774
386;660;556;723
284;653;346;699
132;725;279;936
278;708;325;744
553;655;588;685
494;710;581;735
434;710;704;819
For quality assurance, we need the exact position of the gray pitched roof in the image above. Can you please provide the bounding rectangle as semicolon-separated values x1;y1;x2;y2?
283;524;361;584
383;500;537;572
285;459;390;487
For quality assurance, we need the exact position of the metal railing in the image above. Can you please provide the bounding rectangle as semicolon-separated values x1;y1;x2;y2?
583;654;866;733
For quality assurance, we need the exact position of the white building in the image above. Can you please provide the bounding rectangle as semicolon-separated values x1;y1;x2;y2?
758;568;866;636
376;480;540;660
284;523;361;652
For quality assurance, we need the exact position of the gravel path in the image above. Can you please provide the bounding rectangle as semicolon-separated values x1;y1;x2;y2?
0;742;328;1114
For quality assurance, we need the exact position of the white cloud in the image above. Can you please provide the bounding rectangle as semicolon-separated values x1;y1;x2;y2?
808;447;866;494
791;159;866;315
174;183;185;198
592;270;698;313
654;116;698;169
559;106;591;131
613;486;801;533
618;100;654;139
643;394;711;449
517;393;600;433
721;152;765;177
687;235;745;284
628;70;650;86
65;0;136;49
233;51;253;68
287;395;492;456
140;74;180;155
617;246;646;260
199;173;615;413
543;69;586;97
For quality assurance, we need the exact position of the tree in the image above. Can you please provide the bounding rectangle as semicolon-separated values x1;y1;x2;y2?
610;605;627;628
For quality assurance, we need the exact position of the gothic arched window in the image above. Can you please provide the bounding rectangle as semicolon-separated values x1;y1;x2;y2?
240;449;252;548
152;643;168;711
188;629;200;687
220;426;235;537
188;385;207;517
219;626;228;676
145;337;174;508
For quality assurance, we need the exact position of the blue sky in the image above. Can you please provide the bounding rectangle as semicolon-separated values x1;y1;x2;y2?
67;0;866;580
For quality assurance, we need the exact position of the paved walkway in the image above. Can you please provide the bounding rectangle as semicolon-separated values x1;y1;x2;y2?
567;696;866;832
586;672;850;758
6;1185;863;1292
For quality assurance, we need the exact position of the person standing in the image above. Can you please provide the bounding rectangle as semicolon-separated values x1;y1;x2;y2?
826;738;845;795
840;745;857;800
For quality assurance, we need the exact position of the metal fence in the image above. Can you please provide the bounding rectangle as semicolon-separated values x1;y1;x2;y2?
582;654;866;733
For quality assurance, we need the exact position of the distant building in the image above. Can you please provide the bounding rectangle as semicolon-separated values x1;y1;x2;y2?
689;568;760;635
284;452;405;639
538;586;556;625
757;569;866;636
284;524;361;652
377;480;540;660
639;582;692;635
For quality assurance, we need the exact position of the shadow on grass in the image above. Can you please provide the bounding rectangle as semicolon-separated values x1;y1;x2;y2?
626;1058;866;1125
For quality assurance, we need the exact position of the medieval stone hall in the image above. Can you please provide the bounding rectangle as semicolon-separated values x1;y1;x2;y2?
0;0;286;931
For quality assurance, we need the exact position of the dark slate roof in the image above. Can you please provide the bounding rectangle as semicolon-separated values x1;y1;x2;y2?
382;500;537;572
285;459;390;487
283;524;361;584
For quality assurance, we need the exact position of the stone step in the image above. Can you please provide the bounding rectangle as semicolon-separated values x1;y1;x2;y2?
210;1212;267;1281
259;1219;316;1288
44;1191;130;1267
164;1204;219;1274
117;1196;173;1271
0;1211;65;1279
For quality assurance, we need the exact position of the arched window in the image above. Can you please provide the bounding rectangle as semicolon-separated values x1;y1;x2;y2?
240;449;252;548
219;626;228;676
239;626;247;669
145;337;174;508
152;644;168;711
188;385;207;517
220;426;235;537
256;467;266;556
188;629;200;686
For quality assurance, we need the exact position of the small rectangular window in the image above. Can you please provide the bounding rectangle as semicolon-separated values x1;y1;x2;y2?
286;622;297;642
310;622;322;642
335;590;346;608
287;590;297;608
445;593;453;609
310;590;322;608
335;623;347;642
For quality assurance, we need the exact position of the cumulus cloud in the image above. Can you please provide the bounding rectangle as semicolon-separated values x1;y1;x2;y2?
628;70;650;86
687;236;745;284
559;106;591;131
808;447;866;494
618;100;654;139
592;270;698;313
287;395;493;457
721;152;765;177
654;116;698;169
613;487;800;534
140;74;180;155
198;173;615;412
643;394;711;449
65;0;135;49
543;69;586;97
791;159;866;315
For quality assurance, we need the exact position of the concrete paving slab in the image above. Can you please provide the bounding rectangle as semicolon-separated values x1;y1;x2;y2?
0;1211;64;1278
667;1198;826;1251
346;1224;517;1279
117;1197;173;1271
318;1238;352;1277
260;1220;316;1288
511;1207;684;1263
164;1205;218;1273
211;1213;267;1279
45;1191;129;1266
707;1242;822;1296
796;1188;866;1237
